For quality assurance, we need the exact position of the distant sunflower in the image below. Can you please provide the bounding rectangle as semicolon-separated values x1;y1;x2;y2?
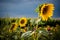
39;3;54;21
44;25;53;31
9;23;18;32
19;17;27;27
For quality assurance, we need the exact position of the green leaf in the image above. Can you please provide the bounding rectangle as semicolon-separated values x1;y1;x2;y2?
21;31;32;38
38;21;45;25
35;6;39;13
35;4;43;13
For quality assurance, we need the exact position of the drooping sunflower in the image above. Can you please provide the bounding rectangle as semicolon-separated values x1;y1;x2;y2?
19;17;27;27
9;23;18;32
35;3;54;21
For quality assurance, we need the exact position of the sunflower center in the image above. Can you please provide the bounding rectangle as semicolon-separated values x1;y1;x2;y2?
21;19;25;24
43;6;48;14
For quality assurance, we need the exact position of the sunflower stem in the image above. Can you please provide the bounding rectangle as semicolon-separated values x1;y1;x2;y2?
38;13;39;18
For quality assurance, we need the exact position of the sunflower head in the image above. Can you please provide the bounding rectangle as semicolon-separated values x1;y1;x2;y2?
35;3;55;21
9;23;18;32
19;17;27;27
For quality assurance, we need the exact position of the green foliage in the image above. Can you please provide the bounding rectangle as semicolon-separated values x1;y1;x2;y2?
0;18;60;40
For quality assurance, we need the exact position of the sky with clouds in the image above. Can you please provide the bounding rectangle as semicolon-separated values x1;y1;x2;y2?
0;0;60;18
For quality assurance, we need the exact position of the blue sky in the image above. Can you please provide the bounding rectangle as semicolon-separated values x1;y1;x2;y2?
0;0;60;18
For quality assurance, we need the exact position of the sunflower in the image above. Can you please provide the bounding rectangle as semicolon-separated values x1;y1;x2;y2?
19;17;27;27
44;25;53;31
40;3;54;21
9;23;18;32
35;3;54;21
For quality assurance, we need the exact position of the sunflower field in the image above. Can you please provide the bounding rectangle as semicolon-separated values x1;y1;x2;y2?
0;3;60;40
